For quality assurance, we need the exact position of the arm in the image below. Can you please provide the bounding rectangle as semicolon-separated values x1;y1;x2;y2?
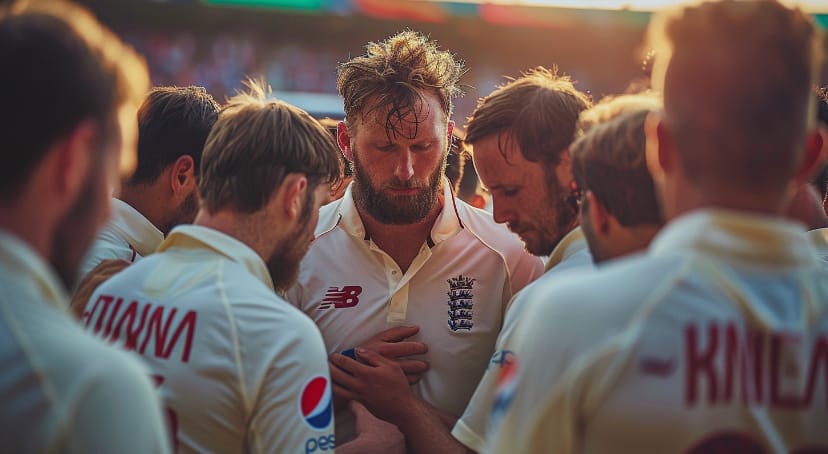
248;316;335;453
69;259;130;319
71;356;171;454
330;349;474;454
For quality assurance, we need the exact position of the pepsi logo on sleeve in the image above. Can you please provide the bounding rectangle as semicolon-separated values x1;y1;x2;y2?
298;376;333;431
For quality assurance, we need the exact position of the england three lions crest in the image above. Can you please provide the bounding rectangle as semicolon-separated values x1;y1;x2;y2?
447;274;475;331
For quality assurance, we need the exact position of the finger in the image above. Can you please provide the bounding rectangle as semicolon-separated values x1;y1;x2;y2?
377;340;428;358
406;373;423;385
329;356;362;389
377;325;420;342
354;348;394;367
332;382;357;402
397;359;429;375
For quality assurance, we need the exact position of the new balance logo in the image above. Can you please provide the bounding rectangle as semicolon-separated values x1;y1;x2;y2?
319;286;362;310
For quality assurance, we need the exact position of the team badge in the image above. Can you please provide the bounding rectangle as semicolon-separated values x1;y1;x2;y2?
489;353;519;430
447;274;475;331
299;376;333;431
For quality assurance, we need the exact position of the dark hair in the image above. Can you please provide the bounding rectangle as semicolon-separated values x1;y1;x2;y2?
0;1;148;200
445;133;470;194
572;109;662;227
465;67;591;167
199;81;342;214
337;30;465;139
128;86;220;185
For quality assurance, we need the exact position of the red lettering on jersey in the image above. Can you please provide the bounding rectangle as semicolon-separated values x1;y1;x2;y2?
319;286;362;310
723;324;763;404
139;306;197;363
86;295;197;363
802;335;828;408
685;322;828;409
111;301;151;351
686;324;719;405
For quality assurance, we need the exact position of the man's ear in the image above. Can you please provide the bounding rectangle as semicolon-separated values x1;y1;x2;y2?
792;129;825;186
645;112;674;184
585;190;611;235
279;173;309;221
169;155;196;198
338;122;353;161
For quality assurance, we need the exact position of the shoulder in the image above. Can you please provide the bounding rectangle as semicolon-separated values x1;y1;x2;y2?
456;200;528;256
516;253;686;339
314;198;344;238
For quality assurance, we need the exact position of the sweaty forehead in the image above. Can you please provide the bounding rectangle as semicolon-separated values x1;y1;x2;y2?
357;92;447;140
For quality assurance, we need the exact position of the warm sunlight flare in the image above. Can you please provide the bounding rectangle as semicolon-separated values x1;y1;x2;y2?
418;0;828;13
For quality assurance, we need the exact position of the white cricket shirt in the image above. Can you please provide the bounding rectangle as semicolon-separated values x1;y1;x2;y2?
83;225;335;454
79;198;164;279
452;227;593;451
485;210;828;453
0;230;170;453
286;181;543;439
808;227;828;264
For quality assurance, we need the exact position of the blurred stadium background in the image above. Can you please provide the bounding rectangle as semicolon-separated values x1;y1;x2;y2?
77;0;828;128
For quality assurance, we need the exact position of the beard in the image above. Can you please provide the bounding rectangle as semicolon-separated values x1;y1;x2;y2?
52;167;106;290
517;173;578;257
163;190;199;235
352;150;445;225
266;189;315;292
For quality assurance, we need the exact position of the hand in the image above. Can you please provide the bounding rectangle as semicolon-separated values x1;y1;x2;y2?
329;349;418;424
70;259;130;320
335;401;406;454
359;325;429;384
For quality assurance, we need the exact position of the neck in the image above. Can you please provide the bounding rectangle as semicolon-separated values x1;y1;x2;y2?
666;183;789;222
120;183;167;233
358;202;442;273
193;209;274;262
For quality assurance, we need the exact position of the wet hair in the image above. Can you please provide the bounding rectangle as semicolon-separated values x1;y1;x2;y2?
337;30;465;140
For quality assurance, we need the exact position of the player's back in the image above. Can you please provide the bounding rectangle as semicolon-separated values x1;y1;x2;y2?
487;211;828;453
584;255;828;452
82;226;334;454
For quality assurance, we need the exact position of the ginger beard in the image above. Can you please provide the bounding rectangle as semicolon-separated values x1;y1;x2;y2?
266;188;317;292
351;144;446;225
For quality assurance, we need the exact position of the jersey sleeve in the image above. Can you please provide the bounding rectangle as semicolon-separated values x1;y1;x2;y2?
505;250;544;298
242;308;335;453
70;353;171;454
78;232;135;282
452;350;500;452
453;286;534;452
483;281;598;454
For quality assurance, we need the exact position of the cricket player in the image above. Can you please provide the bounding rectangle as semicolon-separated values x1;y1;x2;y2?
485;1;828;452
